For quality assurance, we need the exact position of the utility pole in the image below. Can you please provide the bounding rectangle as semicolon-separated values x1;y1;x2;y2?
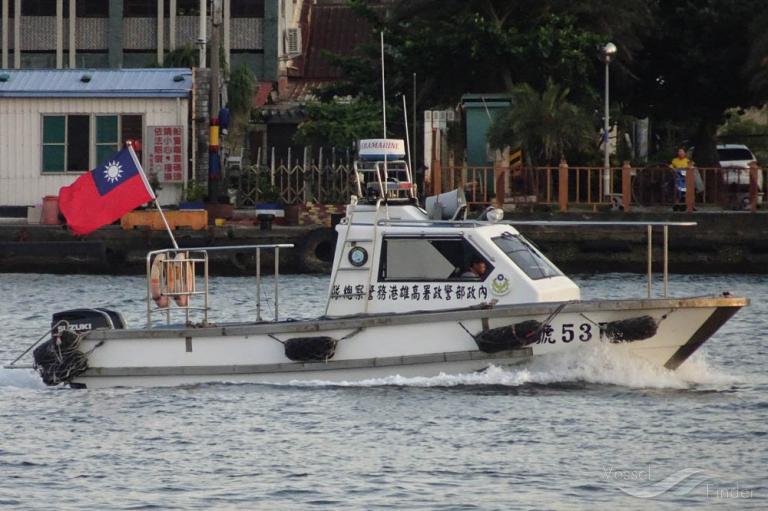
198;0;207;67
211;0;221;116
209;0;223;201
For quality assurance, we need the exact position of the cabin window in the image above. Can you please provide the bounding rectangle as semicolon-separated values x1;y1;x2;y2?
378;236;492;281
42;114;144;172
66;116;90;171
492;233;562;280
42;116;66;172
42;115;89;172
120;114;144;162
96;116;119;165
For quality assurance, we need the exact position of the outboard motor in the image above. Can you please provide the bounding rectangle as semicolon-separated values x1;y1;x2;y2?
33;308;125;386
50;308;125;333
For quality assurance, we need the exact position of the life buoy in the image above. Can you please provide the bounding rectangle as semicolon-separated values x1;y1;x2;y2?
172;252;194;307
150;254;169;308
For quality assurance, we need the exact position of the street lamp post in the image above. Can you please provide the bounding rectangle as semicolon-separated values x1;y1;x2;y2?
602;42;617;201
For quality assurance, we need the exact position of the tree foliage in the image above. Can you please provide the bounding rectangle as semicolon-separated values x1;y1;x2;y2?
626;0;766;164
297;0;768;164
488;80;594;165
160;44;198;68
294;98;383;148
227;65;255;116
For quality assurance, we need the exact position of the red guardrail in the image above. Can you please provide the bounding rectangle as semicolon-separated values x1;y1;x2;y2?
449;161;766;212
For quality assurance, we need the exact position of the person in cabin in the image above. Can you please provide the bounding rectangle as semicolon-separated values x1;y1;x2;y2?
461;257;487;278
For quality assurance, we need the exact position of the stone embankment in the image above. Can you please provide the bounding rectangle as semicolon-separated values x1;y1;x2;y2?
1;211;767;275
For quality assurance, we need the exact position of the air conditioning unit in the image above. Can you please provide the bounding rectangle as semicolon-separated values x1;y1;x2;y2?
285;27;301;57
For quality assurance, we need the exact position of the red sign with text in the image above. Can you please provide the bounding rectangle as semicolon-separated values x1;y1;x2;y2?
148;126;185;183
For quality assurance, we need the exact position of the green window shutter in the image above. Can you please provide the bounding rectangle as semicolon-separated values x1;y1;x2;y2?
96;145;116;165
43;116;65;143
42;116;66;172
95;115;119;165
96;115;118;144
43;146;65;172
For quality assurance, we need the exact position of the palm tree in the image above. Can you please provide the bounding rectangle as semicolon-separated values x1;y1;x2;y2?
488;79;594;165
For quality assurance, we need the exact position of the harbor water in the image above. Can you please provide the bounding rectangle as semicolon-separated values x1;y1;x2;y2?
0;272;766;510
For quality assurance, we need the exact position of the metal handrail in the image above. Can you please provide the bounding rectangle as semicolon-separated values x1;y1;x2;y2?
370;218;696;299
5;319;70;367
373;219;697;228
145;244;294;327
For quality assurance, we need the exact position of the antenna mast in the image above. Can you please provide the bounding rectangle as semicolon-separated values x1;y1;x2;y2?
402;94;413;179
380;31;387;138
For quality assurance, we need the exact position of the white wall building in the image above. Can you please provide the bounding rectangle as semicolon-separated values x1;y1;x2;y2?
0;68;192;207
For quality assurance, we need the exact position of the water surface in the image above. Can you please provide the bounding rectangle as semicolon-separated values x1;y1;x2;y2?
0;272;765;510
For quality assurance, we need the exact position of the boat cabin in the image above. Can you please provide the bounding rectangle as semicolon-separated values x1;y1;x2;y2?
324;140;580;317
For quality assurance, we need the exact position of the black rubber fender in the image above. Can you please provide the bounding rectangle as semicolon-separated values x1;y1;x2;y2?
284;336;338;361
298;228;337;273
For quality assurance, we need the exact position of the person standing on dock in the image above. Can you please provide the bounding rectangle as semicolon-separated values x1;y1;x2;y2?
670;147;703;206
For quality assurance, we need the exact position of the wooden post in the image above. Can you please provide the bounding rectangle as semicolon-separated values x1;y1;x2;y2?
493;147;509;208
685;162;695;212
494;161;507;208
749;160;759;213
558;159;568;212
622;160;632;213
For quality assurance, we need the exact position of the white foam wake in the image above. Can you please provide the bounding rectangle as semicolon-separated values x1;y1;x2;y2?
0;367;47;389
290;344;741;390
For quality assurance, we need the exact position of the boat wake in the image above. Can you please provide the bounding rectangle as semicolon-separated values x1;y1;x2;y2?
0;367;46;390
291;345;741;390
0;346;740;392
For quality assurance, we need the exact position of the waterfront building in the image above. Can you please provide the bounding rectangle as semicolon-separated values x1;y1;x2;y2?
0;68;192;207
0;0;281;78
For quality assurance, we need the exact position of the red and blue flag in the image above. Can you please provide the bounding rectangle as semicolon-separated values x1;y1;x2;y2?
59;145;154;235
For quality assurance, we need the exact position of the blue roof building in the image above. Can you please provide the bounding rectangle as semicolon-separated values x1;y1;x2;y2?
0;68;193;207
0;68;192;97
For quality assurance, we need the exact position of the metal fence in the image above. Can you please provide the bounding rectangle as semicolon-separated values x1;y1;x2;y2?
225;149;765;211
451;162;767;211
226;148;356;206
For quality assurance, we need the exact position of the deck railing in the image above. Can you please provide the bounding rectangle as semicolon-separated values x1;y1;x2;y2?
145;244;294;327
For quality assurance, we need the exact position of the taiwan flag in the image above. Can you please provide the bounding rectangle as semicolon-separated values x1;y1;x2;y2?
59;145;155;235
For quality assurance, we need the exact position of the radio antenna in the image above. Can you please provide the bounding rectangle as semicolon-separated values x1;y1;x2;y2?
380;31;387;139
402;94;413;183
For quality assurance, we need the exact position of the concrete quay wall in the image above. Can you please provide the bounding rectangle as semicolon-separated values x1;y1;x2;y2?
0;212;766;275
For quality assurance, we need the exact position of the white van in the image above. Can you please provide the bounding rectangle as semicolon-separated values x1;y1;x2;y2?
717;144;763;190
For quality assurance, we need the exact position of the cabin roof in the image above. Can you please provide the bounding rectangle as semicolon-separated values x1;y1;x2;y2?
0;68;192;98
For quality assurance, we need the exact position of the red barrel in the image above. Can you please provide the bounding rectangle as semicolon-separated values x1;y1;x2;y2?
42;195;62;225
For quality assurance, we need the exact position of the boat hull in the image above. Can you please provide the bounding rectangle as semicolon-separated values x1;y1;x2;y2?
71;296;746;388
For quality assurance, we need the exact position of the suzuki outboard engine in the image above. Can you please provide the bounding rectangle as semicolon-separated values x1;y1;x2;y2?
33;308;125;386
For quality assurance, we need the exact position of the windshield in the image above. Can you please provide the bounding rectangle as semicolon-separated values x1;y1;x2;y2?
718;148;754;162
492;233;562;280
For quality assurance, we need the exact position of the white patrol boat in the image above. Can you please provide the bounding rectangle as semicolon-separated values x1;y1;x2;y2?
9;139;747;388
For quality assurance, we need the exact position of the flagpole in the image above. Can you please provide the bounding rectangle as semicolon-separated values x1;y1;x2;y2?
127;142;180;250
